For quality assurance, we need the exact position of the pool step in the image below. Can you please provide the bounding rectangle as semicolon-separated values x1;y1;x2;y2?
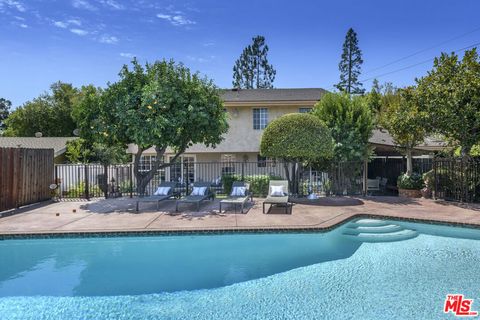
349;219;391;228
342;219;418;243
344;224;403;234
342;229;418;243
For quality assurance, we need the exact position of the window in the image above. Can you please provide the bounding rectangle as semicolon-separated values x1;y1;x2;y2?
139;155;163;172
299;107;312;113
221;154;236;162
253;108;268;130
257;155;276;168
169;155;195;183
139;155;165;194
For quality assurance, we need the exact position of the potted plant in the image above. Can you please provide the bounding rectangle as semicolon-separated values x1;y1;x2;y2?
397;173;425;198
421;170;434;198
323;179;332;196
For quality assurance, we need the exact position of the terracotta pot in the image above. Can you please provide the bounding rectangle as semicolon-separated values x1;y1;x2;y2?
398;188;422;198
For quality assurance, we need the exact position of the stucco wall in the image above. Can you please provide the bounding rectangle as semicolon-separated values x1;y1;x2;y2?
186;105;309;153
128;103;314;155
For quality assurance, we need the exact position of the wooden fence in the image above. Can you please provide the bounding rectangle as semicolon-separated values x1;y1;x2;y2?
0;148;54;212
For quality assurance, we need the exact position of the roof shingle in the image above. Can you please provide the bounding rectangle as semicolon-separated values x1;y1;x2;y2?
221;88;327;102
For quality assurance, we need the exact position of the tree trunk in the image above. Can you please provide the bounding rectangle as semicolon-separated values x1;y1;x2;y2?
283;161;300;195
292;162;297;195
283;162;291;194
283;162;293;194
256;55;260;88
133;145;184;196
406;148;413;176
292;161;301;197
348;43;352;94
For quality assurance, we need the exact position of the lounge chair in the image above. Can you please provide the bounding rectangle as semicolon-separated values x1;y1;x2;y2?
367;179;380;195
219;181;252;213
136;182;179;212
263;180;291;214
176;182;215;212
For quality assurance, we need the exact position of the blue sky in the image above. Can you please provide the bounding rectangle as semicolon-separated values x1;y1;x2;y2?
1;0;480;107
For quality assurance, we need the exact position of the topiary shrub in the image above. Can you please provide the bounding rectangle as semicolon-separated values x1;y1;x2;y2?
260;113;334;194
397;173;425;190
260;113;334;161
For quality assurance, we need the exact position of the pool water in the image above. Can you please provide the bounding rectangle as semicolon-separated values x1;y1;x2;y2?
0;219;479;319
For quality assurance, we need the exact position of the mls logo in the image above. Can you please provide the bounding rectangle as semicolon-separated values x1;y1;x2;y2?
444;294;478;317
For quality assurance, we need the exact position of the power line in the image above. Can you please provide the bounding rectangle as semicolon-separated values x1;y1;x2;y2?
363;26;480;75
359;40;480;83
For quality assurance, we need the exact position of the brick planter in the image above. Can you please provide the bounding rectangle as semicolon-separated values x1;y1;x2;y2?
398;188;422;198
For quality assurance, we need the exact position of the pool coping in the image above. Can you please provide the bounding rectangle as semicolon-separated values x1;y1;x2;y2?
1;212;480;240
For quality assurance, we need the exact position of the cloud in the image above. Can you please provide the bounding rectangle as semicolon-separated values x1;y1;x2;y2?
70;28;88;36
98;35;119;44
72;0;96;11
186;55;215;63
19;23;27;28
156;13;170;19
53;19;81;29
203;41;215;47
67;19;81;26
99;0;123;10
53;21;68;28
156;13;195;26
120;52;134;58
0;0;26;12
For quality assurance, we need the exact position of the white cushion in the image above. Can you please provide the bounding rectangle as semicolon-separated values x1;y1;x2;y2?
154;186;171;196
231;186;246;197
191;186;207;196
270;185;285;197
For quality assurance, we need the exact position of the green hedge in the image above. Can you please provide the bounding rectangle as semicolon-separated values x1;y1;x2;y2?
119;180;134;193
397;173;425;190
222;174;283;197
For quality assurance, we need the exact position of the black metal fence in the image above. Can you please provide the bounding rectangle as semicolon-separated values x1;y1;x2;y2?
150;160;365;197
434;157;480;203
55;164;133;199
55;161;365;199
368;157;433;189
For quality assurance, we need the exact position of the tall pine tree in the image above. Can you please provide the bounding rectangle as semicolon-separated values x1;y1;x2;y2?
335;28;365;94
232;35;276;89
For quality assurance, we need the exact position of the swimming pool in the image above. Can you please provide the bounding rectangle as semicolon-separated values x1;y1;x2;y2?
0;219;479;319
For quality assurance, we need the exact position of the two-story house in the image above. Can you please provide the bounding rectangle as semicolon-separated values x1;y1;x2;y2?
127;88;326;183
127;88;445;186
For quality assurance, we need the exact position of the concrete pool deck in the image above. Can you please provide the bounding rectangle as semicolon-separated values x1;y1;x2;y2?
1;196;480;236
